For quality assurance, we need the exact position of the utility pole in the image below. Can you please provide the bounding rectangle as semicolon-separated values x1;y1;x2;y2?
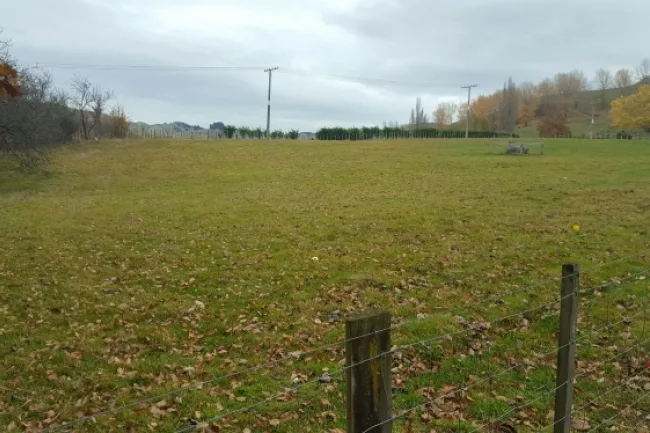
264;67;279;139
590;103;595;139
461;84;478;138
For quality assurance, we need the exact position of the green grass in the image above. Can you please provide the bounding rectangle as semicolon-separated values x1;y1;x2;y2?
1;138;649;432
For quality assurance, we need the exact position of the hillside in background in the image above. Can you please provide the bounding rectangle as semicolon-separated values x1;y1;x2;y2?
424;67;650;138
515;82;644;137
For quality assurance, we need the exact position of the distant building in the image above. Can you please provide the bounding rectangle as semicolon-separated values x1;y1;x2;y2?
298;132;316;140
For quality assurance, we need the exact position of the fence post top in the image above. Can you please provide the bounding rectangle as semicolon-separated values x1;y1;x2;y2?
562;263;580;273
345;309;390;323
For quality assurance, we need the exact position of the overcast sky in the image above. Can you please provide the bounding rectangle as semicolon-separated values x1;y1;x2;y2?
2;0;649;131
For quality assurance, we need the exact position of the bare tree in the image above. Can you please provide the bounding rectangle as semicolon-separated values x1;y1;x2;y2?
637;58;650;82
518;81;535;99
91;88;113;138
457;102;468;123
536;78;556;97
433;103;457;127
71;76;93;140
433;105;446;126
72;76;112;140
595;68;612;90
595;68;613;107
614;68;634;89
433;102;458;127
554;70;588;95
0;31;8;59
444;103;458;125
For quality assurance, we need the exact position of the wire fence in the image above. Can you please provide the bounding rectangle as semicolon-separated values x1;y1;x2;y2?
41;254;649;433
92;129;650;142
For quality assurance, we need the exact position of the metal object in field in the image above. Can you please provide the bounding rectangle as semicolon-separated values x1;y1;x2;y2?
487;141;545;155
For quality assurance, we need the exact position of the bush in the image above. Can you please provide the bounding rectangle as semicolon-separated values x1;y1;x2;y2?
1;69;79;170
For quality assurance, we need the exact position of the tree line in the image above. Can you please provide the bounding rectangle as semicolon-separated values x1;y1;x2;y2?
217;125;300;139
315;126;517;140
1;37;129;170
439;58;650;137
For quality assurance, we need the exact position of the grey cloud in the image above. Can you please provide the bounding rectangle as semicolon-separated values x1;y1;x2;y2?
3;0;649;131
326;0;650;83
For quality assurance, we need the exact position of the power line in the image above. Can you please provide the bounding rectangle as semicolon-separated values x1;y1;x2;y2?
26;62;461;87
29;63;456;88
25;63;264;71
279;68;458;88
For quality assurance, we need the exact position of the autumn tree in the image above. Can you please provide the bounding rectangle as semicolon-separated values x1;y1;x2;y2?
457;103;489;130
610;85;650;132
472;93;501;131
0;38;20;100
517;81;537;127
614;68;634;89
0;64;21;99
537;104;571;137
107;105;129;138
595;68;613;108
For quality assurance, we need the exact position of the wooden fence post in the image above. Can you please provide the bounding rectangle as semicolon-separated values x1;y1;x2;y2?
346;309;392;433
554;263;579;433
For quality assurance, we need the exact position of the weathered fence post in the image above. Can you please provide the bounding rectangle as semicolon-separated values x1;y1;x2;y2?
346;309;392;433
554;263;579;433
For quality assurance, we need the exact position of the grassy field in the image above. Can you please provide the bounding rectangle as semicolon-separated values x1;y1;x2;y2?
1;138;649;432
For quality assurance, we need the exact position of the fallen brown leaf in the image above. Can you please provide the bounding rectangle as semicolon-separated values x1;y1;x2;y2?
571;418;591;430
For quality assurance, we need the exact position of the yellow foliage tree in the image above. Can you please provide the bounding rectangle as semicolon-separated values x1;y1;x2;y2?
610;85;650;131
0;62;21;99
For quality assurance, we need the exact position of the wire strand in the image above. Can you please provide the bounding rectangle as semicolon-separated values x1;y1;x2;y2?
44;264;574;430
586;392;649;433
45;259;649;431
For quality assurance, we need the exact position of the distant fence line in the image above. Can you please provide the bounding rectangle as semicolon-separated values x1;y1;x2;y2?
110;129;650;141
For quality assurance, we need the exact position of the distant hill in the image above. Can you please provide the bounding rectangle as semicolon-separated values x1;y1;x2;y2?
130;121;206;133
516;83;642;138
442;81;646;138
